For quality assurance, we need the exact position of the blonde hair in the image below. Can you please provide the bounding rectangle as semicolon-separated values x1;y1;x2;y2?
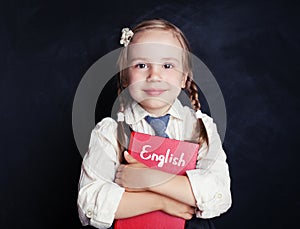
116;18;208;163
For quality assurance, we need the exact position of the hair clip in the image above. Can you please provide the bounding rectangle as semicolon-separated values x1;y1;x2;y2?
120;28;134;47
117;112;125;122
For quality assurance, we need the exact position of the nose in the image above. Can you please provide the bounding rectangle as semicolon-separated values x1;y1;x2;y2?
147;64;162;82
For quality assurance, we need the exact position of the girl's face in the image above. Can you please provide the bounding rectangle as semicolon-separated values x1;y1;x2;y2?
126;29;187;116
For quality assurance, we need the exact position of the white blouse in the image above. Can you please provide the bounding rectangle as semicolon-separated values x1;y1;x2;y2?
77;99;232;228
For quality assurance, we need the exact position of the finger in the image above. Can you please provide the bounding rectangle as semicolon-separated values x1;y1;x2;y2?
115;178;122;186
115;165;125;179
184;213;193;220
117;164;126;172
115;171;121;179
124;151;138;164
187;207;196;215
181;211;193;220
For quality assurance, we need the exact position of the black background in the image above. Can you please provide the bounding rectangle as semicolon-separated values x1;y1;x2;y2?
1;0;299;228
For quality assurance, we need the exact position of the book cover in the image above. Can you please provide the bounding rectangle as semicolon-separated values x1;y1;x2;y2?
114;131;199;229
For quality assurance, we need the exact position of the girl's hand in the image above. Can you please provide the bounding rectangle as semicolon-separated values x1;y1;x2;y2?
115;164;149;191
115;151;148;191
115;151;175;191
115;164;174;191
123;151;146;168
161;195;195;220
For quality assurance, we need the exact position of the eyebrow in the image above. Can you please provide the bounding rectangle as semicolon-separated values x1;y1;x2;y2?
129;57;151;62
161;57;180;63
129;57;180;63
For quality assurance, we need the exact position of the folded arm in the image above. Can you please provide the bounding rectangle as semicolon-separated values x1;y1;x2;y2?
115;191;194;220
115;152;197;207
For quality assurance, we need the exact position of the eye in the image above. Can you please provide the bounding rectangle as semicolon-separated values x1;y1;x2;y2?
135;63;148;69
163;63;174;69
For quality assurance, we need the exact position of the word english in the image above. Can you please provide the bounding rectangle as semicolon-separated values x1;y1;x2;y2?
140;145;186;168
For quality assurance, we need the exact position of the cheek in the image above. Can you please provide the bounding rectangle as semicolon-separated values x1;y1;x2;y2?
127;70;143;85
128;83;142;103
169;76;186;89
127;80;142;98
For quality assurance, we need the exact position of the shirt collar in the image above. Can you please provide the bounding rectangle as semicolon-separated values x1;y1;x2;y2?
124;99;185;125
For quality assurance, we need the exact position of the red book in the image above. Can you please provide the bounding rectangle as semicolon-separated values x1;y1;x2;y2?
114;132;199;229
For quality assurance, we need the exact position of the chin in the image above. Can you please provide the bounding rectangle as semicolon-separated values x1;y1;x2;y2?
139;98;173;114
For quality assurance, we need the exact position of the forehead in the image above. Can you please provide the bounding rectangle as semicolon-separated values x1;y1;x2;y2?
127;43;183;62
128;30;184;62
131;29;182;47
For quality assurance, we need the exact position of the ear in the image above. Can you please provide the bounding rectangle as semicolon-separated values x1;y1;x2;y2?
122;77;129;88
181;73;188;88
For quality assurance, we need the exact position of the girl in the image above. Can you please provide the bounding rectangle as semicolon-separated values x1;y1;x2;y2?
77;18;232;229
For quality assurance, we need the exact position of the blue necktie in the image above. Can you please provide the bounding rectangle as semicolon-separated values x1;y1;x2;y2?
145;114;170;138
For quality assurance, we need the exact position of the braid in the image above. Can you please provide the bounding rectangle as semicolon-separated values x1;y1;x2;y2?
186;76;208;146
117;74;128;164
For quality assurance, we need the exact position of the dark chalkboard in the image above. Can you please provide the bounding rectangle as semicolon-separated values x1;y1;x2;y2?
1;0;299;228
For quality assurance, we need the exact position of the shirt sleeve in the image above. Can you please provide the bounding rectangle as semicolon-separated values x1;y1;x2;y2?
77;118;125;228
186;114;232;218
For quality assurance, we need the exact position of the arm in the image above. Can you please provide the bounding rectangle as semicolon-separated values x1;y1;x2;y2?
116;152;197;207
115;152;194;219
184;115;232;218
148;173;197;207
115;191;194;220
77;119;125;228
186;145;232;218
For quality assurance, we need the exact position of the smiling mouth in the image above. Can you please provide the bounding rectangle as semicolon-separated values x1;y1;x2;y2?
143;89;166;96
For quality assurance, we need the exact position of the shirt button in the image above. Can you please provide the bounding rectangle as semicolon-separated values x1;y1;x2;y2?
86;210;93;218
217;193;222;199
